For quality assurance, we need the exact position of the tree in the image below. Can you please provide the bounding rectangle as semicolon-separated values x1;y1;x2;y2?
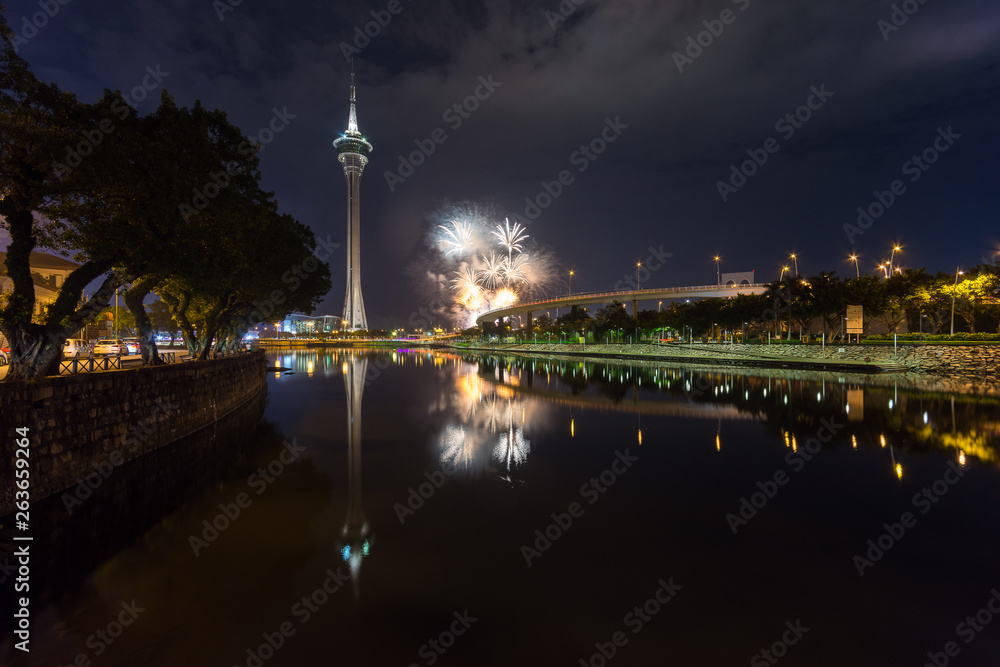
593;301;635;341
555;305;592;332
0;13;129;379
940;268;1000;333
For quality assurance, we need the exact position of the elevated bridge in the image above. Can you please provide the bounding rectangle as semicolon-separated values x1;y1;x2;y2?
475;284;769;326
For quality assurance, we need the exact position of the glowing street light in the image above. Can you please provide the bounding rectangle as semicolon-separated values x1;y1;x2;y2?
888;244;902;274
789;253;798;277
780;265;789;281
636;260;642;291
951;267;964;335
848;254;860;278
714;256;721;285
568;269;575;295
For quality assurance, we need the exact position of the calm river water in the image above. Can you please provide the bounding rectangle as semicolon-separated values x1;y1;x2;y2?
3;347;1000;666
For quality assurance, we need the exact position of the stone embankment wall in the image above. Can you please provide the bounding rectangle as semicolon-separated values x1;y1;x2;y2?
0;351;267;516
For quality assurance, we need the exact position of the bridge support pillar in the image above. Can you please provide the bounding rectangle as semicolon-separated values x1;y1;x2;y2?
632;300;638;317
526;311;532;336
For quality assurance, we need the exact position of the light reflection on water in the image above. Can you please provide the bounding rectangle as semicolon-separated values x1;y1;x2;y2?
6;346;1000;666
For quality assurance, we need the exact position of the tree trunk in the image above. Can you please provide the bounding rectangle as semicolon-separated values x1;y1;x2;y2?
125;276;164;365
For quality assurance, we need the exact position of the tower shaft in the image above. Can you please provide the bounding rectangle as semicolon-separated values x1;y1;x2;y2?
341;157;367;330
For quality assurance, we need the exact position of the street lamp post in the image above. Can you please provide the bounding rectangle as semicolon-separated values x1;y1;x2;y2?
889;245;902;274
569;270;574;295
636;261;642;291
658;300;662;313
790;253;798;277
780;266;789;282
951;267;963;335
787;282;793;341
714;256;721;285
849;254;860;278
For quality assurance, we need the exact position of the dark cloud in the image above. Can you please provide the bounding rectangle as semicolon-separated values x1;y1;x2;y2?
6;0;1000;324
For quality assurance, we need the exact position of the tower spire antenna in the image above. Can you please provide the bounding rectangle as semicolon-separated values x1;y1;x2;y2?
346;60;360;136
350;59;356;103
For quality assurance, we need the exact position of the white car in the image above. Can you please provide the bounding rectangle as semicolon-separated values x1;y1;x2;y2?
63;339;89;358
121;338;140;354
92;339;126;356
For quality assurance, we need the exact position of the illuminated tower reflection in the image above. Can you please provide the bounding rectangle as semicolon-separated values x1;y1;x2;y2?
339;353;371;597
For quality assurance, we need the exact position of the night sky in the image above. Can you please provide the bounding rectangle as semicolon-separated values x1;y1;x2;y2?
4;0;1000;326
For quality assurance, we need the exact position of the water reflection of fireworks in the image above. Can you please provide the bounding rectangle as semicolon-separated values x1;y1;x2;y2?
438;366;532;479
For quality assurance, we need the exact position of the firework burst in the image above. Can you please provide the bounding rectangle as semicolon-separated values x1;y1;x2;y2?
477;252;506;290
437;220;476;258
421;202;561;328
493;218;529;258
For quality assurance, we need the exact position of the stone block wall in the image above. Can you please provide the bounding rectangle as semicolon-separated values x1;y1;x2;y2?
0;351;267;516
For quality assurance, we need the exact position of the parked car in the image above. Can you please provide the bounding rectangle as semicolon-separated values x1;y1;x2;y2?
93;339;127;356
121;338;140;355
63;339;89;358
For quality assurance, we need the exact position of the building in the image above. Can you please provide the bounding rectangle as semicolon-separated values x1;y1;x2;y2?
333;72;373;330
281;313;343;335
0;250;81;320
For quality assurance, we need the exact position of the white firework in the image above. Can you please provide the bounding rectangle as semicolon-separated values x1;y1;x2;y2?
477;252;505;290
501;253;531;286
493;218;529;258
438;220;475;259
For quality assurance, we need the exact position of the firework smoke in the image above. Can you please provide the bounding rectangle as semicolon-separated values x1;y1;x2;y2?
420;202;560;328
